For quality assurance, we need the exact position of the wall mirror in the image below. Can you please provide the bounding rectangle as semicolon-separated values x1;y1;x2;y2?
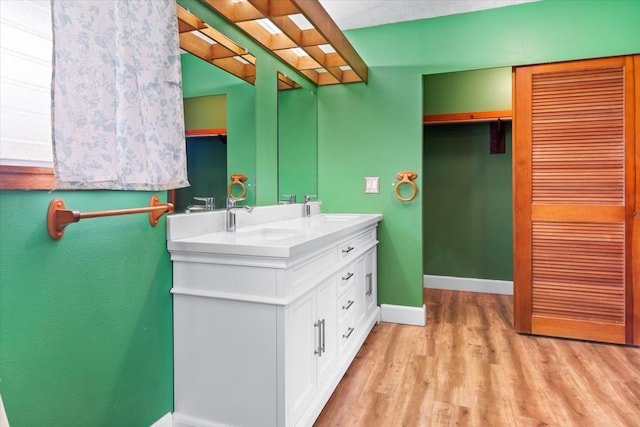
174;3;258;211
277;73;318;204
174;93;228;212
175;50;257;212
175;2;322;210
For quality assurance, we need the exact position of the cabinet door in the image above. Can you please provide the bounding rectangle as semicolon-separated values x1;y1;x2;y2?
288;276;337;425
315;276;337;389
353;256;367;324
364;248;377;316
513;56;638;344
288;290;317;424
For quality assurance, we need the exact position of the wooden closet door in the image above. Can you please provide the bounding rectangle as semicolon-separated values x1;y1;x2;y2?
513;56;637;344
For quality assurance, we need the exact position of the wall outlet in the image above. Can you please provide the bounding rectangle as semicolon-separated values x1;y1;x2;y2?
365;177;380;193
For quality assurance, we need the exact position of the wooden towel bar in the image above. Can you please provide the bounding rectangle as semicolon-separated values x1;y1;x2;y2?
47;195;174;240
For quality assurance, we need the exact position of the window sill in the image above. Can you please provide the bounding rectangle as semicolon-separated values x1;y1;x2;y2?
0;165;54;190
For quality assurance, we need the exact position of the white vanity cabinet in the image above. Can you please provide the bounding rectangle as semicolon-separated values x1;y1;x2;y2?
168;213;382;427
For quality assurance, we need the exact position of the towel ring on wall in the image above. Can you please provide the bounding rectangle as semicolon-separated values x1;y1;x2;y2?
394;171;418;202
228;173;248;199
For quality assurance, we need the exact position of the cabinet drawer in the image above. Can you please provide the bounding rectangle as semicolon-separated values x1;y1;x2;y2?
356;229;376;247
338;318;357;355
338;240;356;259
338;263;356;292
291;248;337;291
337;285;357;323
338;229;376;259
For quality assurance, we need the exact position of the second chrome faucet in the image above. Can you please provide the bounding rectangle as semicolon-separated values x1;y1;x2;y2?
226;198;253;232
186;196;215;214
303;194;317;217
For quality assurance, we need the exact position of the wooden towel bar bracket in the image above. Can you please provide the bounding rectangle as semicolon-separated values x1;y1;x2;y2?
47;195;174;240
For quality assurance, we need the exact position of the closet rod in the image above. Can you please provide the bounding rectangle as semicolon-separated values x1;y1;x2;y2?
47;195;174;240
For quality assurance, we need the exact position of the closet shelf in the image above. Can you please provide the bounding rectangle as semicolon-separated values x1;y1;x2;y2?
185;128;227;137
423;109;512;125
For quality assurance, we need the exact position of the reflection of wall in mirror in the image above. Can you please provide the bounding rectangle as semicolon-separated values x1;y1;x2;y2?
175;95;228;212
175;136;228;213
183;95;227;130
278;85;318;203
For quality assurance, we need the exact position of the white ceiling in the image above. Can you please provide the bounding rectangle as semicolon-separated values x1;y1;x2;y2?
318;0;539;30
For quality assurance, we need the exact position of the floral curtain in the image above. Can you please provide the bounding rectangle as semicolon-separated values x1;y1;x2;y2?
51;0;189;190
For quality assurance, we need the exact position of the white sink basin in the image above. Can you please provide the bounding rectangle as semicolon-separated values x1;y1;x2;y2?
320;214;361;222
237;228;305;241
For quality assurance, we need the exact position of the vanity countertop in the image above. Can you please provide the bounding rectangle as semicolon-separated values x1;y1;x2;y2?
167;213;382;258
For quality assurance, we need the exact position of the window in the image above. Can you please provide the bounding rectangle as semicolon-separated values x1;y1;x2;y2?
0;0;54;189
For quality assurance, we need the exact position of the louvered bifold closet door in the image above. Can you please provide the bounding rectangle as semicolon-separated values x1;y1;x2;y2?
514;56;637;344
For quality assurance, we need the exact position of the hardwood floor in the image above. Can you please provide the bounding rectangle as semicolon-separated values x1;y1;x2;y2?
314;289;640;427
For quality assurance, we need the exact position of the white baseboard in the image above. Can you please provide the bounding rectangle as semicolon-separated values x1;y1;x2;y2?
149;412;172;427
380;303;426;326
423;274;513;295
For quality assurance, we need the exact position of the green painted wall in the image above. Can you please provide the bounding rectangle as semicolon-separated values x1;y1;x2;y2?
318;0;640;308
0;191;173;426
423;67;512;115
346;1;640;70
423;123;513;280
318;69;424;307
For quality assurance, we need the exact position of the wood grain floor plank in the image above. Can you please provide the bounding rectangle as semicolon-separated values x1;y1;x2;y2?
314;289;640;426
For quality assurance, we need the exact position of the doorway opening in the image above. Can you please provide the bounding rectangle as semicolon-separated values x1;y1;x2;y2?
422;68;514;294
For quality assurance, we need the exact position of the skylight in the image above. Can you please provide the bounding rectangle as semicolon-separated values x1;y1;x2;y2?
288;13;313;30
291;47;308;57
190;30;216;44
318;44;335;54
256;18;282;35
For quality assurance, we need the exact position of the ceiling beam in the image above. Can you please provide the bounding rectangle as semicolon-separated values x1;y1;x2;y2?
196;0;368;86
290;0;367;83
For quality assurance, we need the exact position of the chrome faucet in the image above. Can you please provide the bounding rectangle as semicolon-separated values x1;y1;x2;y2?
280;194;296;204
303;195;317;217
226;198;253;232
186;196;215;214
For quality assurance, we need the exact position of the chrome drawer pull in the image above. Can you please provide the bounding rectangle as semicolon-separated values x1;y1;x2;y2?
342;272;354;281
366;272;373;296
342;300;354;310
342;327;355;339
342;246;354;255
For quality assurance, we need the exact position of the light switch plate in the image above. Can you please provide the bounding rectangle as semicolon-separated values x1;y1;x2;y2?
365;177;380;193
